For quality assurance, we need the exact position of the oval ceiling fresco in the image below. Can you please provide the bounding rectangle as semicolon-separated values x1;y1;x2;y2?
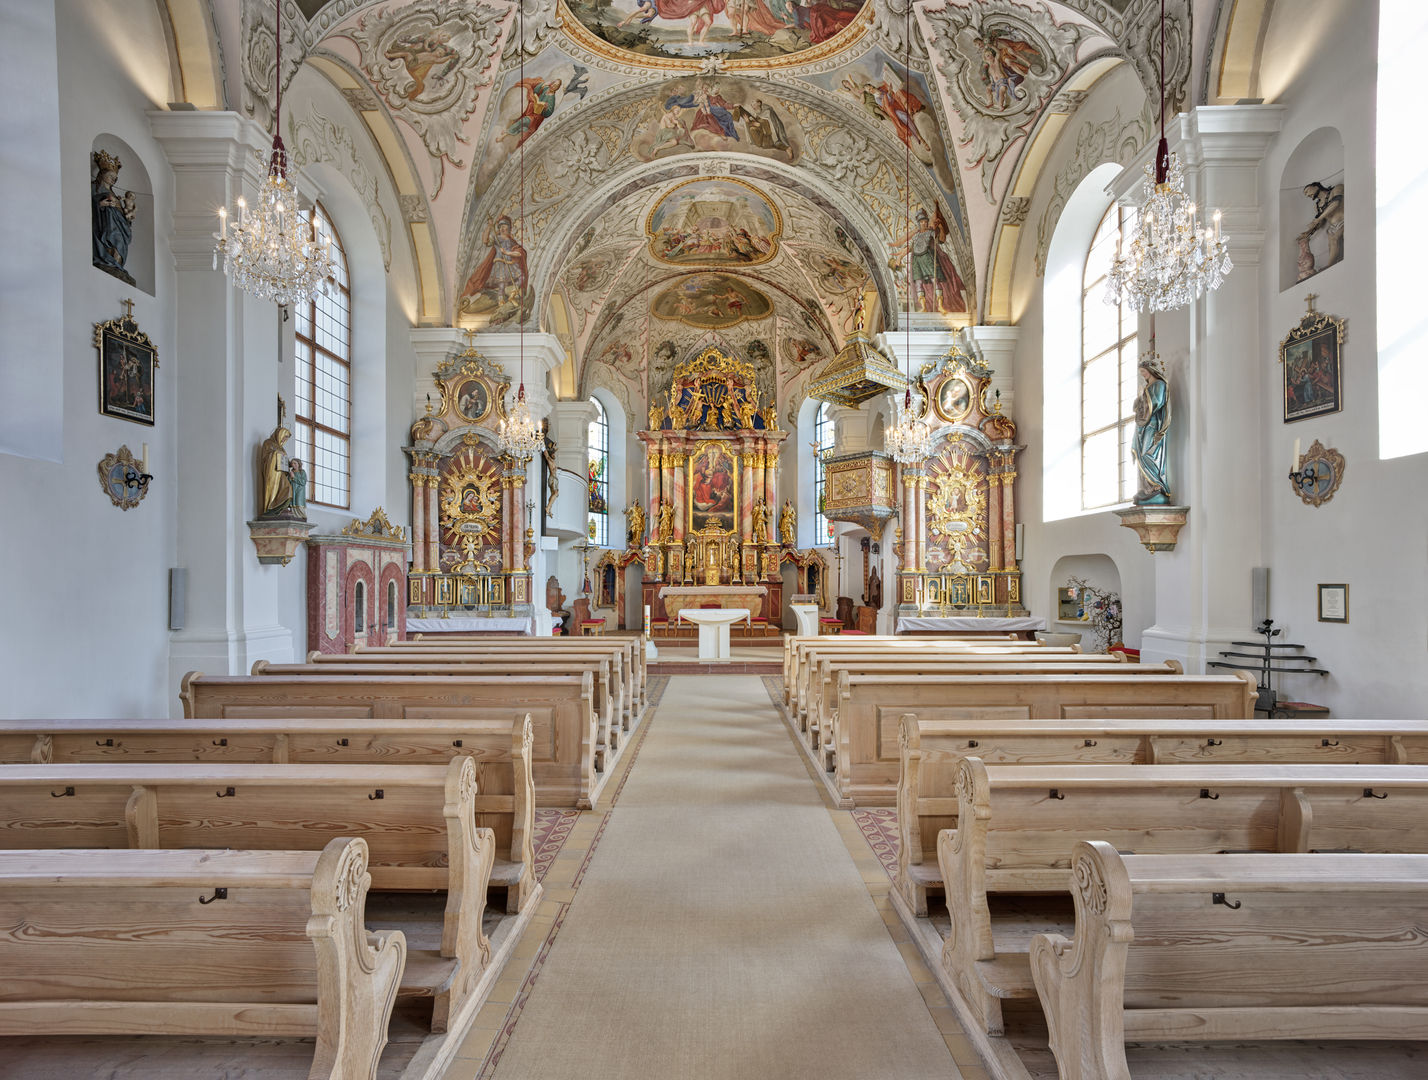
650;273;774;329
647;178;782;267
559;0;872;69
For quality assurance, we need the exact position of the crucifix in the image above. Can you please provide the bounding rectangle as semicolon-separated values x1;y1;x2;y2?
120;298;135;320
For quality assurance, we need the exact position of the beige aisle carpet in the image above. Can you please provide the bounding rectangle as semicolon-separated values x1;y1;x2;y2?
489;674;962;1080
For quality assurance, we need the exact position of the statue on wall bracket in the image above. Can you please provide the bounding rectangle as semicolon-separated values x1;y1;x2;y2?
1131;352;1171;506
248;395;315;565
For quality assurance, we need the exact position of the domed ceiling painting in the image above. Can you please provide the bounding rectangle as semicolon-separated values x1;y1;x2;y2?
249;0;1194;419
559;0;871;67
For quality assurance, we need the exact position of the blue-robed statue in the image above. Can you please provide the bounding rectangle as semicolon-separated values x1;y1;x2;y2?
92;150;137;286
1132;355;1172;505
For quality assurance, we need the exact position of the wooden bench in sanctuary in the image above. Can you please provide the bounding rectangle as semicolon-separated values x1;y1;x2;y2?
257;656;624;771
831;670;1252;805
1033;844;1428;1080
895;715;1428;916
794;648;1109;736
0;757;493;1032
0;712;538;915
182;670;604;808
938;758;1428;1036
0;839;405;1079
804;656;1153;769
783;636;1058;716
359;637;647;725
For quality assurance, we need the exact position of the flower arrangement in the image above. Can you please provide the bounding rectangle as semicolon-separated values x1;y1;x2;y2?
1063;577;1123;653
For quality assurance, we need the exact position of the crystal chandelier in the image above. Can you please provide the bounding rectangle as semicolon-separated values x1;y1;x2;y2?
214;0;332;308
883;0;934;466
497;0;541;464
1105;0;1231;313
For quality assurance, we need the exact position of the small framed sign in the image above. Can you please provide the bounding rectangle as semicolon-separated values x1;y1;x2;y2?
1317;583;1348;623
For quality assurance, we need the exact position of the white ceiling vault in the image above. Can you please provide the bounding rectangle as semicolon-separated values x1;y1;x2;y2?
227;0;1196;411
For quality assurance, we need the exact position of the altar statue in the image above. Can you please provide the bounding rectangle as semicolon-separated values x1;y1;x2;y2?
751;498;768;541
684;547;695;581
625;501;646;548
1132;356;1171;505
779;499;797;546
656;496;674;543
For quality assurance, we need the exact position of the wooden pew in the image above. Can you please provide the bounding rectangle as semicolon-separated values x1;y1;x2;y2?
182;670;603;809
257;657;622;771
783;636;1052;714
0;757;492;1032
804;654;1141;763
346;637;645;729
938;758;1428;1035
1033;843;1428;1080
0;839;405;1079
0;712;538;916
382;635;647;720
895;714;1428;915
832;668;1241;805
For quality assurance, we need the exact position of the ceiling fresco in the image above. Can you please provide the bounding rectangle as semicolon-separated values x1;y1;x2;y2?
244;0;1196;417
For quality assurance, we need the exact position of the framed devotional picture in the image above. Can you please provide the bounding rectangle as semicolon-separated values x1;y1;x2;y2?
1317;583;1348;623
1280;296;1345;423
94;302;157;426
452;375;492;424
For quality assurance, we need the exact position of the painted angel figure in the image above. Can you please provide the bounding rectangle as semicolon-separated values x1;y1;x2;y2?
974;31;1042;110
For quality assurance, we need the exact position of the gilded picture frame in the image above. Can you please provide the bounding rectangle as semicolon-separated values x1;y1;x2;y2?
452;375;493;424
687;440;739;536
1280;298;1345;423
933;372;975;424
975;575;994;605
95;307;158;426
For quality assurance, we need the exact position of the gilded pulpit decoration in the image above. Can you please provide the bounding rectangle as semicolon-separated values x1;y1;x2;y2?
808;294;907;407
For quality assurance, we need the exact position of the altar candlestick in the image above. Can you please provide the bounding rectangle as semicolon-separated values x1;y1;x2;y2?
1293;438;1301;471
141;443;149;472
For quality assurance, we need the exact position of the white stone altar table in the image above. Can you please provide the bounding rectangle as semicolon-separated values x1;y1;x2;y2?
679;607;750;661
790;603;821;637
895;615;1046;637
407;616;534;635
657;584;767;621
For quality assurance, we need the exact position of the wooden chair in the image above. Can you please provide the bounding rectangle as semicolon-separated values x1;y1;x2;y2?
572;597;605;636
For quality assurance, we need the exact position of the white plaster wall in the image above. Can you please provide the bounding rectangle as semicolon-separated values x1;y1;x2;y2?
0;0;179;716
1254;2;1428;717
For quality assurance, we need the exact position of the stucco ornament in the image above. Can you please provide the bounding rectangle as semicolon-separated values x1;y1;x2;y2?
503;0;561;57
240;0;308;128
288;104;393;269
924;0;1083;197
871;0;930;63
807;128;881;189
345;1;510;168
547;129;612;187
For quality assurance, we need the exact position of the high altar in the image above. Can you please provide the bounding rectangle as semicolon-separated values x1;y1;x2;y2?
636;347;788;622
402;342;534;621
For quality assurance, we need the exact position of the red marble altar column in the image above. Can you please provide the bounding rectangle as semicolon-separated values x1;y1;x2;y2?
914;475;928;570
512;475;527;572
901;469;916;572
670;444;686;542
1001;468;1018;571
425;476;439;572
648;446;662;514
986;460;1002;572
740;439;754;542
409;470;427;572
763;444;777;541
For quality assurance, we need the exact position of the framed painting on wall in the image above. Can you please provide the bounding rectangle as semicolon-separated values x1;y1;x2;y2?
688;441;738;535
1317;583;1348;623
95;304;157;426
1280;297;1345;423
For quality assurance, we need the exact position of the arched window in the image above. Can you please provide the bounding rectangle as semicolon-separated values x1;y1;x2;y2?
1378;1;1428;460
1080;204;1138;510
813;400;832;543
294;202;351;508
353;580;365;634
386;580;397;630
587;396;609;545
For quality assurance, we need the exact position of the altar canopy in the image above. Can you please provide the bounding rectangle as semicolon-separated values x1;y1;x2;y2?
638;347;789;619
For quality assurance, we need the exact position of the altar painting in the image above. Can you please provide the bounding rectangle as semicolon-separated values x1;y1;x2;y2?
689;442;738;535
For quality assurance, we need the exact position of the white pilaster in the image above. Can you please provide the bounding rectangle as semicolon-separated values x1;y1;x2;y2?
1109;105;1285;672
960;325;1021;415
548;399;598;539
151;111;298;702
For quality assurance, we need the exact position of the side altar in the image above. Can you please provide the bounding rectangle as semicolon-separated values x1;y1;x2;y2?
893;345;1029;620
634;347;789;625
